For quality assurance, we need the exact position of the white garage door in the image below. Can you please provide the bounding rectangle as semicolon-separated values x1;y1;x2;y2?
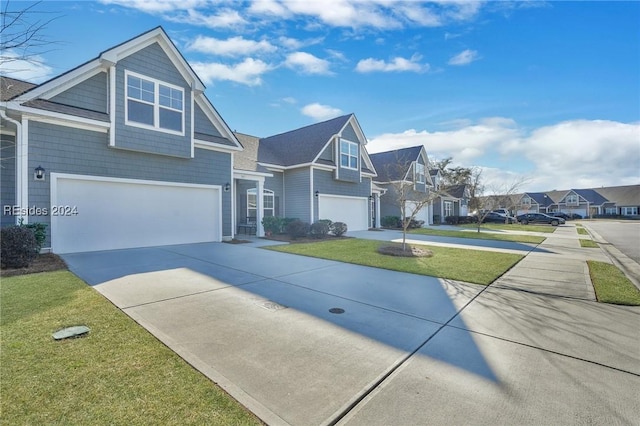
51;173;221;253
318;194;368;232
406;201;430;226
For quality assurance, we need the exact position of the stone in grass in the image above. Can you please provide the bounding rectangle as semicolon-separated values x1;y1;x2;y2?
52;325;90;340
377;244;434;258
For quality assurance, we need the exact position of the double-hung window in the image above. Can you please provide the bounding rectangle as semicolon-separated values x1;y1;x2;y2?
126;71;184;134
340;140;359;170
247;188;274;218
415;162;425;183
566;194;579;205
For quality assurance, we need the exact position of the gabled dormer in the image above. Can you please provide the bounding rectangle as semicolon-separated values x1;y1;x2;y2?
369;145;432;192
6;26;242;159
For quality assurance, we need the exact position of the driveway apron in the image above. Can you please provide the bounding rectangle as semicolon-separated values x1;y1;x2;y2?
63;228;640;425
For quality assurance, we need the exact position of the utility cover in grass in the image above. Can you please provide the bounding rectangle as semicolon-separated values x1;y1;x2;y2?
52;326;90;340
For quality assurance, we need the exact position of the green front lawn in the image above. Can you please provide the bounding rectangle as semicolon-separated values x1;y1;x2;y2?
409;227;545;244
459;223;557;233
588;261;640;305
0;271;260;425
266;239;523;285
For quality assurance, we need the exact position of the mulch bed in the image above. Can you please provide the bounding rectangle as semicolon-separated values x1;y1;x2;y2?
377;244;434;258
1;253;68;277
263;234;351;244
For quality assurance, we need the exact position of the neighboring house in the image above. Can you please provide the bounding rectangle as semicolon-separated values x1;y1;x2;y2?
1;27;243;253
516;192;555;215
595;185;640;216
444;184;471;217
369;145;433;225
233;114;379;235
512;184;640;218
556;189;609;218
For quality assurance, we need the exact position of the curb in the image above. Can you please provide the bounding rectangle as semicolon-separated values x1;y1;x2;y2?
581;223;640;292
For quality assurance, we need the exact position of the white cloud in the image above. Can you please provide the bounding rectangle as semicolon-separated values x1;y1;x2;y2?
301;103;343;121
368;118;640;192
191;58;273;86
448;49;480;66
356;54;429;73
0;51;53;83
285;52;332;75
187;35;276;57
99;0;206;13
506;120;640;190
168;8;247;28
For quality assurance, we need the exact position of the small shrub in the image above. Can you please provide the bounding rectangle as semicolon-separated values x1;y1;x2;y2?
445;216;475;225
403;218;424;229
1;226;38;268
310;220;331;239
20;221;48;251
286;220;310;239
433;215;441;224
330;221;348;237
262;216;282;235
280;217;298;231
382;216;400;228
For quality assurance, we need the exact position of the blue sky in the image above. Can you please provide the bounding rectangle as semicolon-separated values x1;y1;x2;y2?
3;1;639;192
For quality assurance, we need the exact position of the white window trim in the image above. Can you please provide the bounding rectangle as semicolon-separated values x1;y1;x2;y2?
522;196;532;205
125;70;185;136
340;139;359;171
247;188;274;218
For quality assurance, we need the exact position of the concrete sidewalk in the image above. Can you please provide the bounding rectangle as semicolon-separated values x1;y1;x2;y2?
62;224;640;425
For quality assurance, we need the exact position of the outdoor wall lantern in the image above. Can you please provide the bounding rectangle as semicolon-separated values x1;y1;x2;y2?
369;194;373;200
224;182;231;192
315;190;319;198
34;165;45;181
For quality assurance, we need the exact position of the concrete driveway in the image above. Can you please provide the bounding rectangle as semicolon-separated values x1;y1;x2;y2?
62;235;640;425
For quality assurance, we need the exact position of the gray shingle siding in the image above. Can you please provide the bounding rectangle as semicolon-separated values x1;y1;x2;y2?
284;168;311;221
26;120;232;246
313;168;371;222
1;135;16;227
193;103;223;138
114;43;192;158
50;72;108;113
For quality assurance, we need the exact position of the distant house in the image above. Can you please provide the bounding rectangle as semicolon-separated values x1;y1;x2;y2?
515;185;640;218
369;145;433;225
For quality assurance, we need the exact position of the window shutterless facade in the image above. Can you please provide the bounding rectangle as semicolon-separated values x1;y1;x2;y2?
415;162;425;183
125;71;184;135
340;140;359;170
247;188;274;218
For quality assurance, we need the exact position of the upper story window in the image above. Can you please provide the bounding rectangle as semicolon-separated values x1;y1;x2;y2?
565;194;579;205
522;196;532;205
340;140;359;170
415;162;425;183
126;71;184;135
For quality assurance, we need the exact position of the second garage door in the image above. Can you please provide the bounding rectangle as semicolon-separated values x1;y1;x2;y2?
51;174;221;254
318;194;369;232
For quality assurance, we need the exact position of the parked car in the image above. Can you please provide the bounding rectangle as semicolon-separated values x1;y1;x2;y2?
550;212;571;220
482;212;517;224
516;213;565;226
492;209;511;216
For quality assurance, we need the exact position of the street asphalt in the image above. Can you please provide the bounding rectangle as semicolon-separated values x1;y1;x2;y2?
62;223;640;426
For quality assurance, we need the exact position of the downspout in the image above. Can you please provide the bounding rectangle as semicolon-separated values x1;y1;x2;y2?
0;110;25;224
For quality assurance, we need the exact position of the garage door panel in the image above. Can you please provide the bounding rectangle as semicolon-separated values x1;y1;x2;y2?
52;174;220;253
318;195;368;232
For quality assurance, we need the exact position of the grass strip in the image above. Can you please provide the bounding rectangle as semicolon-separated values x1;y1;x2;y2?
409;227;545;244
266;238;523;285
587;260;640;305
576;227;589;235
459;223;557;233
0;271;261;425
579;239;599;248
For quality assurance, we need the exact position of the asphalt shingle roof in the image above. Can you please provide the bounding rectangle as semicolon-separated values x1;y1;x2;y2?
0;76;37;101
369;146;422;181
258;114;352;166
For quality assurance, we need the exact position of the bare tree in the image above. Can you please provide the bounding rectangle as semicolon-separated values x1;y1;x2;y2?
384;156;440;251
474;177;530;232
1;1;58;68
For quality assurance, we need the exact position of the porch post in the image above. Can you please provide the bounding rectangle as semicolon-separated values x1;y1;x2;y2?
375;194;381;228
256;180;264;237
